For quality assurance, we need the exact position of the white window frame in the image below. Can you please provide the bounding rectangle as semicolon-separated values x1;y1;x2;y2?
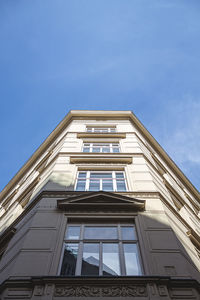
75;171;127;192
86;127;116;133
83;143;120;153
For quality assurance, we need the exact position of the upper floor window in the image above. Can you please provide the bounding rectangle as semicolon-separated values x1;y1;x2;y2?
86;126;116;133
83;143;120;153
76;171;127;192
60;223;142;276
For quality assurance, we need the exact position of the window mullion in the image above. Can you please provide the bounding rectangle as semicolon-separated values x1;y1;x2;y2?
99;242;103;276
75;242;83;275
113;171;117;191
86;171;90;191
119;241;126;275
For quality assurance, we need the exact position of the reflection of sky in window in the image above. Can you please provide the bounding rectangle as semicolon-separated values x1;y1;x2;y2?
121;226;136;240
66;226;80;240
103;243;120;275
84;227;117;239
124;244;141;275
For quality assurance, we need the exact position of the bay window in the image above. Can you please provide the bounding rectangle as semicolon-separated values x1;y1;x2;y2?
75;171;127;192
83;143;120;153
60;224;142;276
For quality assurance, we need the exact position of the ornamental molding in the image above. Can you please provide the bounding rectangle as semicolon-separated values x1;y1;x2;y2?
54;284;147;297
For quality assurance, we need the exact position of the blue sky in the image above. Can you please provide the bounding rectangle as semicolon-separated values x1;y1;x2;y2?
0;0;200;192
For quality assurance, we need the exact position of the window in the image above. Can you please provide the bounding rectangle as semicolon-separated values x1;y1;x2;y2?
83;143;120;153
76;171;127;192
86;127;116;133
60;224;142;276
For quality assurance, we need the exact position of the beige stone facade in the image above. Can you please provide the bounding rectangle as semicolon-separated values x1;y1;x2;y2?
0;110;199;299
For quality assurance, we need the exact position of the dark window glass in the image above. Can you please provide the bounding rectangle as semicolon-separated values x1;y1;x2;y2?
61;243;78;275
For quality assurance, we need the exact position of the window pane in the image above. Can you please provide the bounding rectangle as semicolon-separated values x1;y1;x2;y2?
103;244;120;276
66;226;80;240
102;147;110;153
83;147;90;152
60;243;78;275
110;128;116;132
116;173;124;178
84;227;117;239
92;147;100;153
102;180;113;191
123;244;142;275
81;243;99;275
89;180;100;191
116;180;126;191
113;148;120;153
90;172;112;179
121;226;136;240
76;180;86;191
78;172;86;178
87;128;92;132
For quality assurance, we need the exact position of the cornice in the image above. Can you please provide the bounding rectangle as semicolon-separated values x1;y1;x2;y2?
70;155;132;164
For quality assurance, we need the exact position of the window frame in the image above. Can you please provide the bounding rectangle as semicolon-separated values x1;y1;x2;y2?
75;171;127;192
86;127;116;133
59;222;143;276
82;143;120;153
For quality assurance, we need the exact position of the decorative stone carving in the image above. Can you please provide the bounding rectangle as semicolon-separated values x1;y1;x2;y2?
33;285;44;296
54;285;147;297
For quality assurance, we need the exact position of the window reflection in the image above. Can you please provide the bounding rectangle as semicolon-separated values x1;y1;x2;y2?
81;243;99;275
103;243;120;276
123;244;141;275
61;224;142;276
121;226;136;240
84;227;117;239
60;243;78;276
66;226;80;240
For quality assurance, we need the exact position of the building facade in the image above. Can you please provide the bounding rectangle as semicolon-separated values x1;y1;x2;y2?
0;110;200;299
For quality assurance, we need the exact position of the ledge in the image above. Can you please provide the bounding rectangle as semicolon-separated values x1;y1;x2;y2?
77;132;126;138
70;154;132;164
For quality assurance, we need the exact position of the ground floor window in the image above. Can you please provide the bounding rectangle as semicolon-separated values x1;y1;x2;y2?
60;224;142;276
75;171;127;192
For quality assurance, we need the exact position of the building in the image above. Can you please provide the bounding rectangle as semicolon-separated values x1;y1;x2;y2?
0;110;200;299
